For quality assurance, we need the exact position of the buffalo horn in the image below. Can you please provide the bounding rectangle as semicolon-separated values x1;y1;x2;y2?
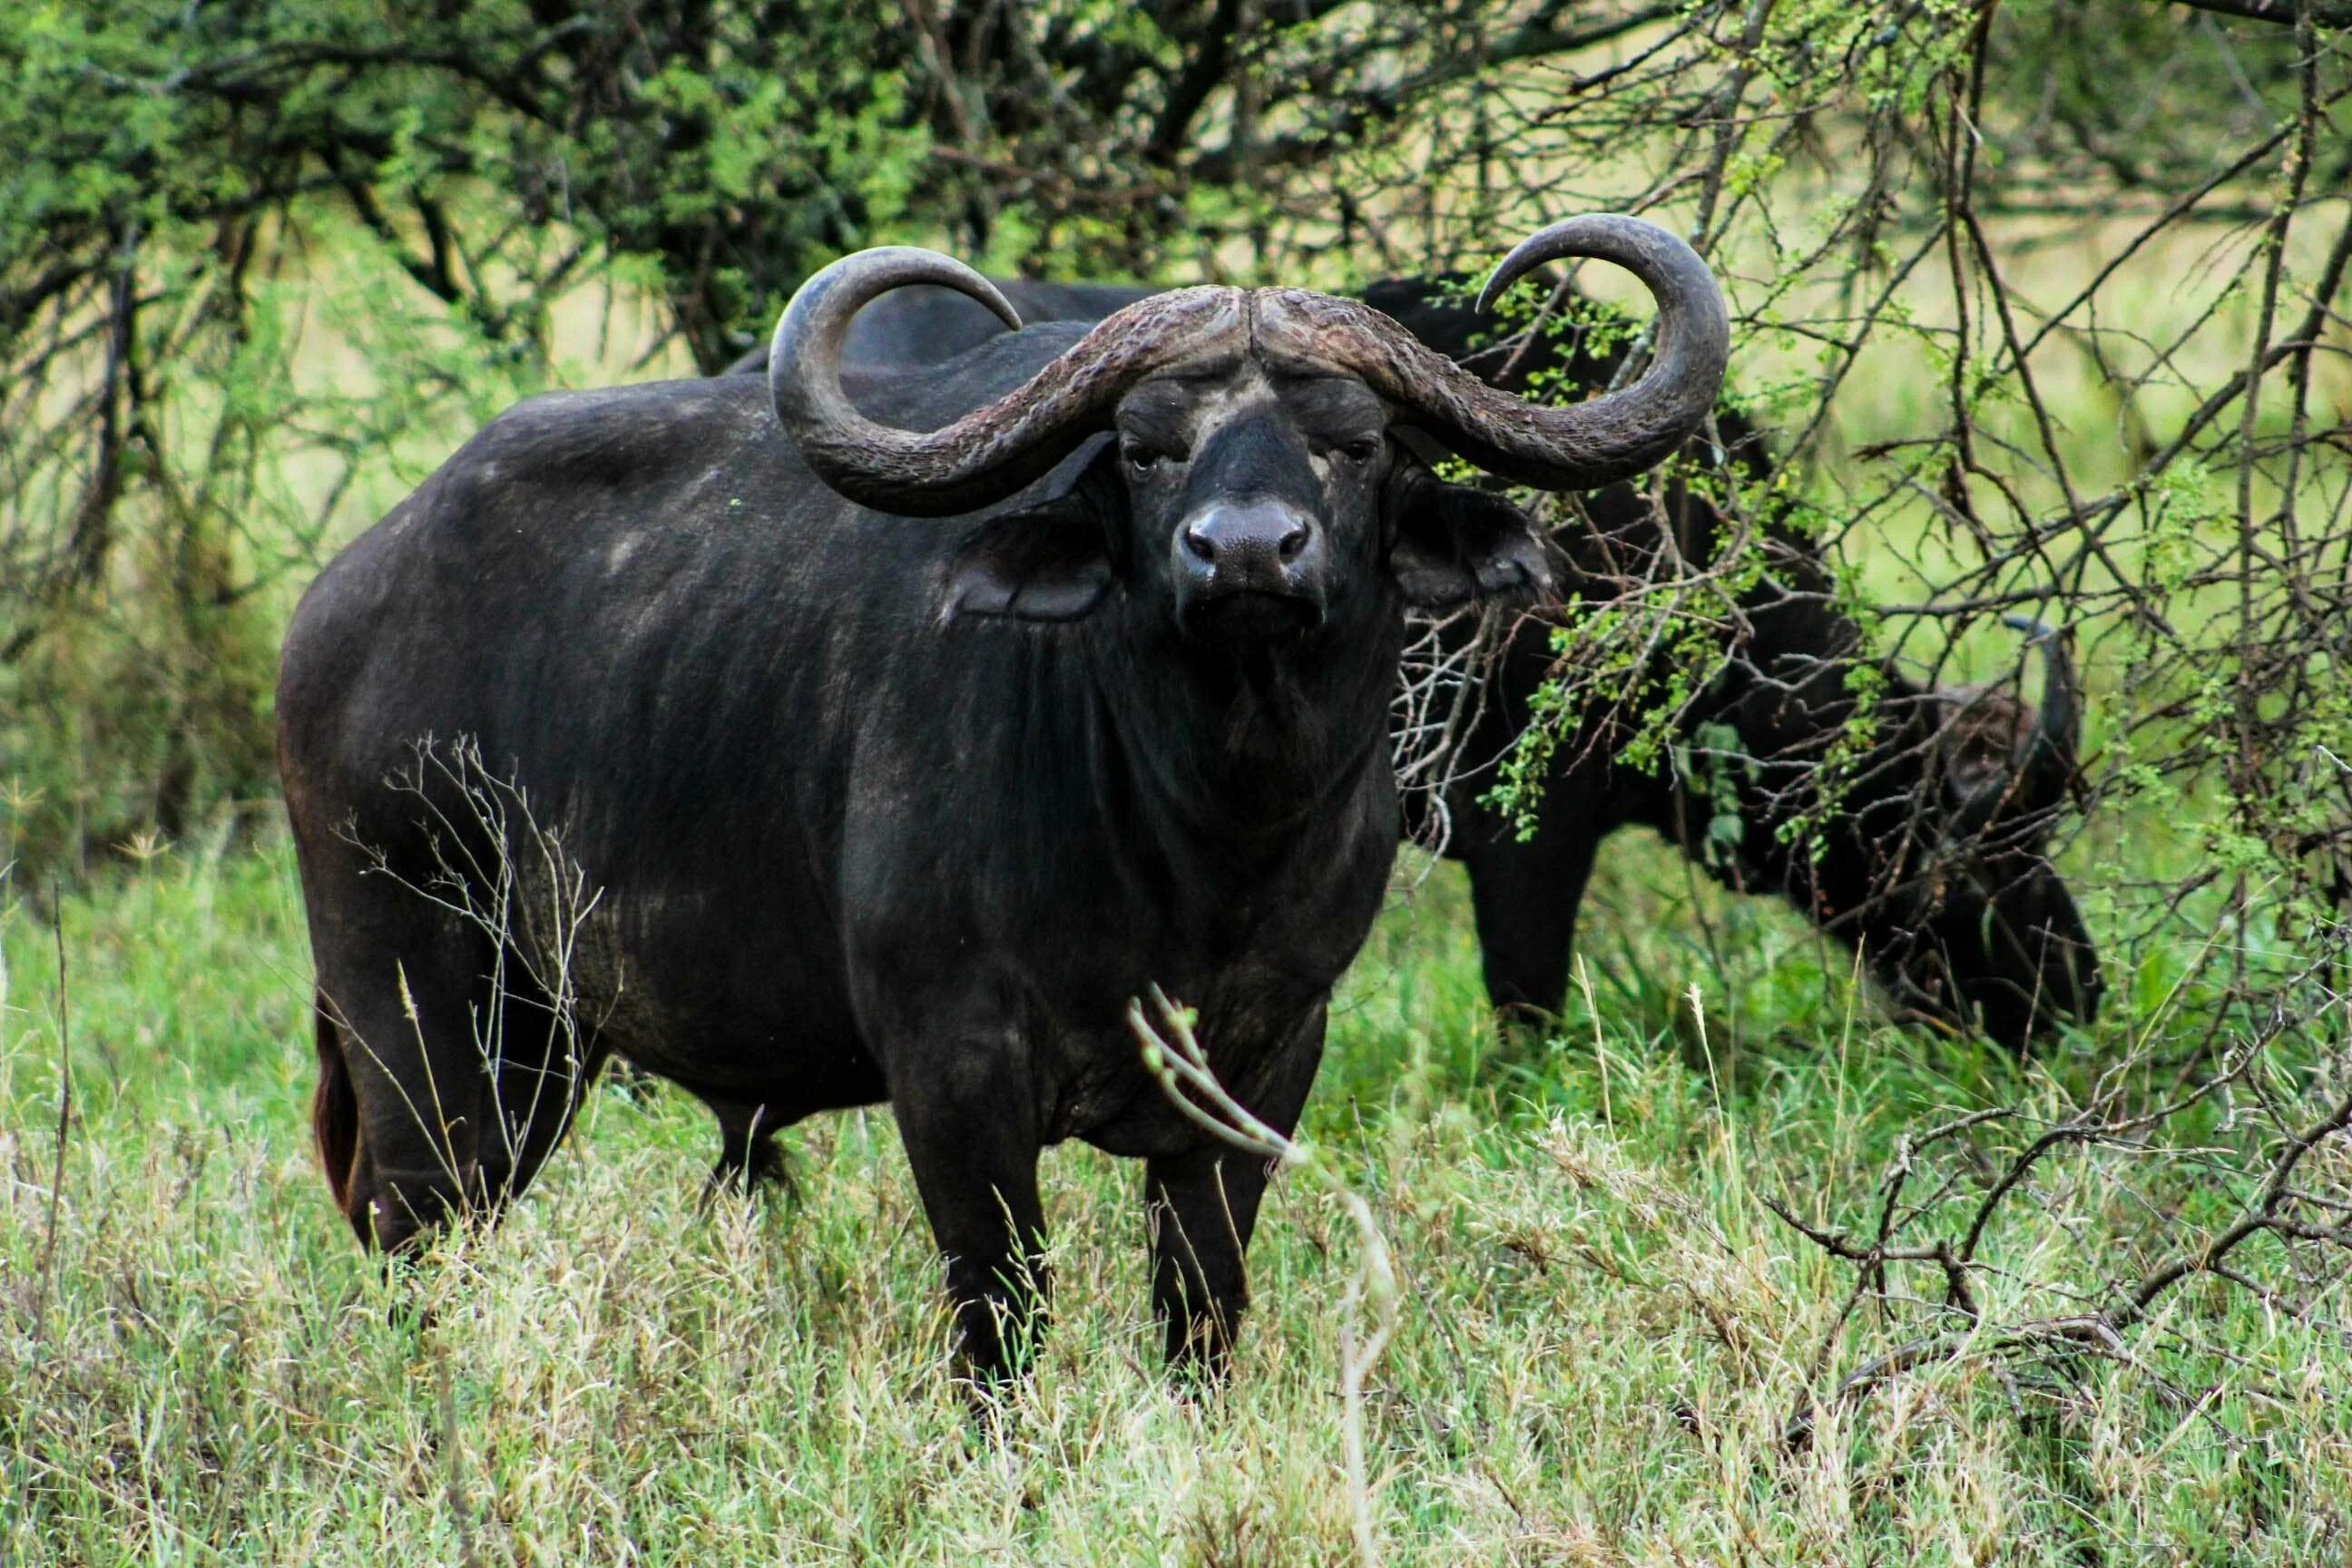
2001;613;2081;772
769;248;1245;516
1252;214;1730;492
770;216;1729;515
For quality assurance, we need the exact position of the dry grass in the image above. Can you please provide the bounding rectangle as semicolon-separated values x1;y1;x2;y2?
4;838;2347;1565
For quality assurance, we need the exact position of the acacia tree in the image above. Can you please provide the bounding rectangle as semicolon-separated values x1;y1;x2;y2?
5;0;2348;976
1279;0;2352;1452
0;0;1438;866
2;1;933;862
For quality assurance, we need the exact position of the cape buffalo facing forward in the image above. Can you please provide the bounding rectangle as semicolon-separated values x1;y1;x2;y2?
279;218;1728;1378
744;275;2102;1050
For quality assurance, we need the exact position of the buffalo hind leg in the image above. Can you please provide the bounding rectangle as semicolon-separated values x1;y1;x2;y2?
315;936;595;1251
1460;828;1600;1023
312;946;495;1253
893;1060;1049;1385
471;985;610;1219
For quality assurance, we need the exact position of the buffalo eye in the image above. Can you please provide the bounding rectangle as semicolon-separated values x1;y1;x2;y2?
1122;439;1175;474
1320;437;1380;465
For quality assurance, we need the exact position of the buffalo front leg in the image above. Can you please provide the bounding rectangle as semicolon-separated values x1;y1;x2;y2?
701;1095;791;1206
1145;1146;1277;1377
894;1072;1049;1383
1145;1021;1319;1377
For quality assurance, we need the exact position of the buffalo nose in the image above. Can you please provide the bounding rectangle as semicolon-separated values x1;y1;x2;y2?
1182;502;1313;567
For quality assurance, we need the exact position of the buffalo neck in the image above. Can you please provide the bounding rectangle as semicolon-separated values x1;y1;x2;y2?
1079;595;1405;864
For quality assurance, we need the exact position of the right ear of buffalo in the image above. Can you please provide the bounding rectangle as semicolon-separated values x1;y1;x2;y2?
940;436;1122;624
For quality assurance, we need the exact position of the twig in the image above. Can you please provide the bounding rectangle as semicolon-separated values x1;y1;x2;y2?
1130;989;1398;1568
1778;928;2352;1451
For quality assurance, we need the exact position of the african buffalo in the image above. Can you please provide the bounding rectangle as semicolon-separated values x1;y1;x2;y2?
1378;283;2102;1048
278;217;1729;1378
742;274;2102;1049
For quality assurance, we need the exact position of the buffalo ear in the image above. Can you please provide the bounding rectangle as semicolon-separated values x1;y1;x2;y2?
1387;463;1557;610
942;436;1121;622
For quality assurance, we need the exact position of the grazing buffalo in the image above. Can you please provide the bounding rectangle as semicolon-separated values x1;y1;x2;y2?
747;275;2103;1049
1376;283;2102;1048
279;218;1729;1378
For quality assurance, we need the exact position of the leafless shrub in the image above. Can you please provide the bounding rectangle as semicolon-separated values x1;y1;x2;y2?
1771;915;2352;1450
333;735;609;1205
1393;604;1514;862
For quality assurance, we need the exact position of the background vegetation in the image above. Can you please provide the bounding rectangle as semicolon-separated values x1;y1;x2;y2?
5;1;2351;1562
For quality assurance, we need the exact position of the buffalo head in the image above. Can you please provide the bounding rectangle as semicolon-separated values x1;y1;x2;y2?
767;219;1729;643
1842;617;2102;1048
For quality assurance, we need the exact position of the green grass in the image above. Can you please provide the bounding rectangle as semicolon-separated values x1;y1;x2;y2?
3;837;2347;1566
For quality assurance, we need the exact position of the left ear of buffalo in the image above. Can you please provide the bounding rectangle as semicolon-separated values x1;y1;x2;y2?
1387;468;1556;610
941;436;1119;623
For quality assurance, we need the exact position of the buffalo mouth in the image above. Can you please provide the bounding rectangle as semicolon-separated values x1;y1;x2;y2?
1181;587;1326;641
1883;902;2104;1050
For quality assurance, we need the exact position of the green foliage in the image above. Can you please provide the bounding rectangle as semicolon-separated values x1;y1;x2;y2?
1393;0;2352;1024
10;1;2346;961
1;1;953;876
1676;720;1756;864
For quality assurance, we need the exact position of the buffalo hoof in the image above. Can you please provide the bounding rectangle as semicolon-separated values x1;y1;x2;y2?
700;1133;791;1210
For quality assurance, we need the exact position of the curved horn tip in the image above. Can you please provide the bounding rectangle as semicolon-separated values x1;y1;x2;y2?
1473;212;1700;317
768;246;1030;499
962;270;1025;334
1401;212;1724;493
2001;612;2082;766
776;246;1024;341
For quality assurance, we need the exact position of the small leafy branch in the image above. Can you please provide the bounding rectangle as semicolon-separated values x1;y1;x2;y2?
1129;986;1399;1568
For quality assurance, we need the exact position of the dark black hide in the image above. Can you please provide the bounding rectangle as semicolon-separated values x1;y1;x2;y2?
771;277;2105;1048
280;320;1556;1381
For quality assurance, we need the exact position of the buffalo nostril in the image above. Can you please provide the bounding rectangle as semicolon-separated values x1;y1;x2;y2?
1181;505;1314;573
